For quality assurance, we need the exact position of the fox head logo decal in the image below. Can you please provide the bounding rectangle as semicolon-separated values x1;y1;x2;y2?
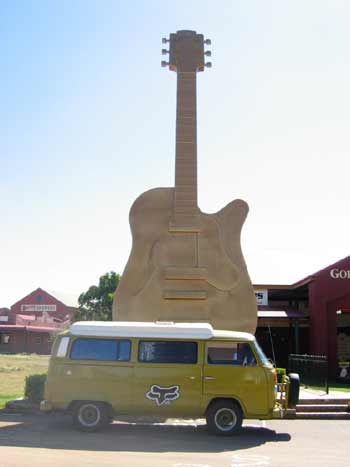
146;385;180;406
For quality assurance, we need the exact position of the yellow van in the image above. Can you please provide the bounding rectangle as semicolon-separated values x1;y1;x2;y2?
41;322;299;435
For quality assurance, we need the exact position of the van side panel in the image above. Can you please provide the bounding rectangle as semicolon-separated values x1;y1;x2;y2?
56;361;133;411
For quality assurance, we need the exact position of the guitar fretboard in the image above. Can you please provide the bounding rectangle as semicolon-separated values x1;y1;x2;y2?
170;72;199;232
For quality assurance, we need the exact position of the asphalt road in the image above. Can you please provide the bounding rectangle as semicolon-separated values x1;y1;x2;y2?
0;412;349;467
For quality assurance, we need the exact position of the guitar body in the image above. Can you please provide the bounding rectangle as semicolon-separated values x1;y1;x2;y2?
112;187;257;333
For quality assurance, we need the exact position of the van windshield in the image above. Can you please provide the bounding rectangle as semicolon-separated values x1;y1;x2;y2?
253;339;270;365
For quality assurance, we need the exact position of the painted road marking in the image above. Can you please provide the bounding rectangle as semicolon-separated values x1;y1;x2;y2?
173;464;211;467
231;454;271;466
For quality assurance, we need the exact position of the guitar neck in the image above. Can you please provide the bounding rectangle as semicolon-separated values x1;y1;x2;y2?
171;72;199;232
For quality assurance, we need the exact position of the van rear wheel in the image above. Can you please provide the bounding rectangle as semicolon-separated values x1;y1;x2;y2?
72;401;109;432
206;400;243;436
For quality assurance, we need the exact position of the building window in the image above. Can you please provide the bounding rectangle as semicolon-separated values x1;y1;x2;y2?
35;335;42;345
1;334;10;344
138;341;198;364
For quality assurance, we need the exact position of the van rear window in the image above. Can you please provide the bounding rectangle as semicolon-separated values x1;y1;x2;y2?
70;338;131;362
56;336;69;357
138;341;197;364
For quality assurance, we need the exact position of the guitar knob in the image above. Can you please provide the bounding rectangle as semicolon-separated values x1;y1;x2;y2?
205;51;211;57
161;61;169;67
161;49;169;55
162;38;169;43
205;62;212;68
204;39;211;45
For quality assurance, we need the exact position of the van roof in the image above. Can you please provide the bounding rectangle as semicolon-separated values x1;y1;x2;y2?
69;321;255;341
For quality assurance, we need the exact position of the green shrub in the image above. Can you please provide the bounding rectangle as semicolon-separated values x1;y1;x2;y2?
276;368;287;383
24;374;47;402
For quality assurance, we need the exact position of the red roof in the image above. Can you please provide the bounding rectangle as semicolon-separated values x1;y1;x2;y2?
0;324;58;333
11;287;67;309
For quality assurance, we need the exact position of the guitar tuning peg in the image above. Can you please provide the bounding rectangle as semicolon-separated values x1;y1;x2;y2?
205;51;211;57
161;61;169;67
205;62;212;68
204;39;211;45
161;49;169;55
162;38;169;43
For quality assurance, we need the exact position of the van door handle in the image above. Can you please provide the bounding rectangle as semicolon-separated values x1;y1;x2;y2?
204;376;216;381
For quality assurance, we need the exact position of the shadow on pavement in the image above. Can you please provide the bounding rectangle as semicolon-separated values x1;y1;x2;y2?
0;413;291;453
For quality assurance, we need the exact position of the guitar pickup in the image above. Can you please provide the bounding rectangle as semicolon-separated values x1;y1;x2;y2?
164;267;207;280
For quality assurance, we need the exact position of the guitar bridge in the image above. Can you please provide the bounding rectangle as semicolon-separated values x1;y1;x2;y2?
164;267;207;281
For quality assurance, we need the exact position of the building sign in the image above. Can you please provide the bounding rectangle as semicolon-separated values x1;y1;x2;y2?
20;304;57;312
255;290;268;306
330;269;350;279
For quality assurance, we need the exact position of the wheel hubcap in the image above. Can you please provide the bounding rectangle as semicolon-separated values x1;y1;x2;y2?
78;404;101;427
214;407;237;431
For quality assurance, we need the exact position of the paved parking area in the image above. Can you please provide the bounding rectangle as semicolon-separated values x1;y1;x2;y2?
0;412;349;466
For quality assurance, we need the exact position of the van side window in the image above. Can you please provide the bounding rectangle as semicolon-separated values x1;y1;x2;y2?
138;341;197;364
207;342;256;366
70;338;131;362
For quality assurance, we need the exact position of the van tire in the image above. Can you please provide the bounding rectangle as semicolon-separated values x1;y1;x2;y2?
206;400;243;436
72;401;109;432
288;373;300;409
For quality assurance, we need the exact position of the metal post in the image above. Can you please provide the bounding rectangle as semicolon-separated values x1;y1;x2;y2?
294;320;300;354
268;325;276;366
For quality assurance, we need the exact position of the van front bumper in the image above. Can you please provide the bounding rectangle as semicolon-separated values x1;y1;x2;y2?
272;402;285;419
40;400;53;413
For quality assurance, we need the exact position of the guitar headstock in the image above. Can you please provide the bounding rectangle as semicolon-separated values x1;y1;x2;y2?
161;30;211;72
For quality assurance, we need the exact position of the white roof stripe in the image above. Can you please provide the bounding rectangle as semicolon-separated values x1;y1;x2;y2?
69;321;214;339
212;330;255;341
69;321;255;341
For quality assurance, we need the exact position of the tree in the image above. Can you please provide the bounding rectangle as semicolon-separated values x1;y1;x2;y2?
74;271;120;321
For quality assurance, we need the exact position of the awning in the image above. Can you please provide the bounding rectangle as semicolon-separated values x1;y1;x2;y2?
0;324;59;333
258;306;307;319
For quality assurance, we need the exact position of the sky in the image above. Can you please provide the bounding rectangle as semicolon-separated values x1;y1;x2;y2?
1;0;349;307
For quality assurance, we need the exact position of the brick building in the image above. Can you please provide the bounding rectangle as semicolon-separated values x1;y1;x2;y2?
0;288;77;354
254;256;350;378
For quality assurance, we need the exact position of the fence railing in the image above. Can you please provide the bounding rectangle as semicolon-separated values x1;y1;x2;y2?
288;354;329;393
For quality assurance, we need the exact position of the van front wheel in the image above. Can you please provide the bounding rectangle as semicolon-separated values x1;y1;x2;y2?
72;401;109;432
206;400;243;436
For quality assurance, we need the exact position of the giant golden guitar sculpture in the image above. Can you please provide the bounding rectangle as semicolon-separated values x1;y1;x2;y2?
113;30;257;333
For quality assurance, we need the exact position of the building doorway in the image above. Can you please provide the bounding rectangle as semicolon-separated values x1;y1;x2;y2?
336;310;350;380
256;323;309;370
